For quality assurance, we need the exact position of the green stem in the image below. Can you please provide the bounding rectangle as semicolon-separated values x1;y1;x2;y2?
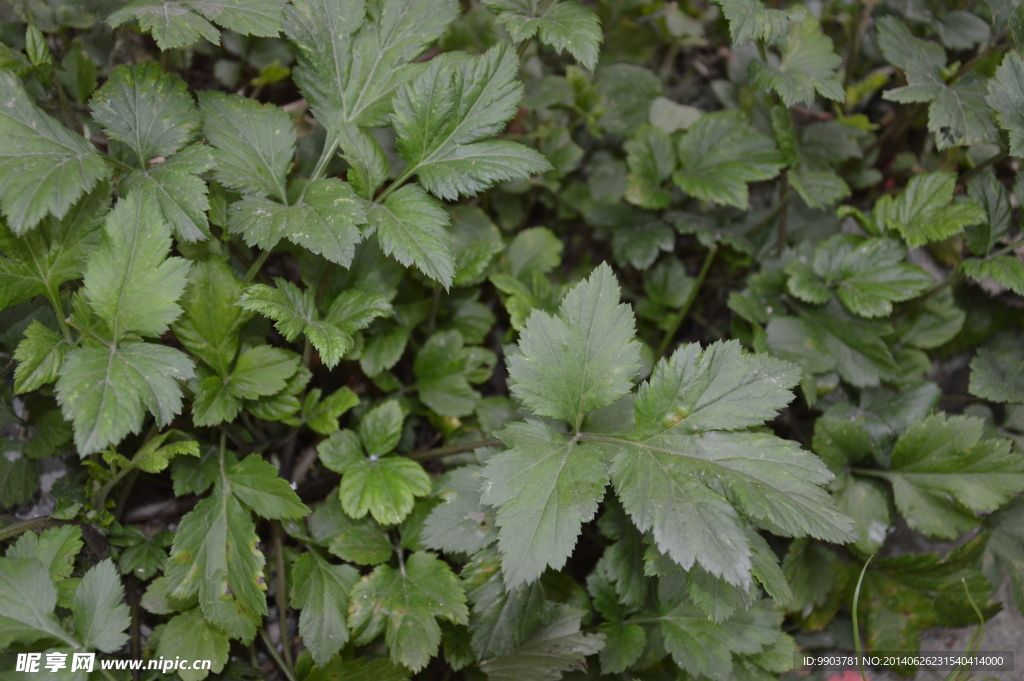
243;250;272;284
656;245;718;359
259;627;298;681
272;523;294;670
0;515;52;543
852;555;874;681
66;318;114;348
777;170;789;256
989;233;1024;259
102;154;136;173
46;286;73;342
299;137;339;204
374;167;415;204
959;151;1008;186
843;0;867;91
408;438;503;462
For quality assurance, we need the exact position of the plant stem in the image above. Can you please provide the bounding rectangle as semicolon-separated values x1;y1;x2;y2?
408;438;503;462
0;515;52;543
959;151;1008;187
843;0;868;91
851;555;874;681
374;167;414;204
272;523;294;670
656;245;718;359
259;627;298;681
46;286;73;342
777;170;789;256
243;250;272;284
298;137;339;204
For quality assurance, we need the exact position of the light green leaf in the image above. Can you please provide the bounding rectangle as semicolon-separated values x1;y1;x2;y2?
393;42;550;200
13;322;72;394
0;182;106;310
414;330;494;417
56;343;195;455
82;193;190;340
987;52;1024;157
359;400;404;456
481;420;608;588
0;71;108;233
187;0;285;36
73;559;129;653
507;262;640;429
337;124;389;200
883;171;985;247
291;552;360;667
749;15;844;107
108;0;220;49
228;454;308;519
338;453;432;525
173;259;251;376
483;1;602;69
199;91;294;201
229;345;300;399
7;526;83;582
970;336;1024;403
367;184;455;288
287;0;458;130
788;167;850;210
422;465;498;555
131;429;199;473
348;551;468;672
165;483;267;642
672;111;784;210
0;557;75;648
90;62;199;164
711;0;803;46
478;604;604;681
611;341;852;588
598;621;645;674
123;144;214;241
230;179;366;267
961;255;1024;295
157;608;230;681
875;414;1024;538
304;387;360;435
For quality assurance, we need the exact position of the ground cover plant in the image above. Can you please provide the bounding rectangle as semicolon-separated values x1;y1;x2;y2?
2;0;1024;679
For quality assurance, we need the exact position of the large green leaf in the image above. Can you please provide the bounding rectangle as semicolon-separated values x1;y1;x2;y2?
482;0;602;69
123;144;214;241
749;15;844;107
72;559;129;653
366;184;456;288
291;552;360;667
987;51;1024;157
392;42;550;200
0;557;76;648
348;551;468;672
711;0;803;46
0;71;108;233
882;172;986;247
477;605;604;681
969;335;1024;403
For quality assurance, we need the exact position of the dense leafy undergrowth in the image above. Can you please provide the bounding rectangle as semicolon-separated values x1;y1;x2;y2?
2;0;1024;679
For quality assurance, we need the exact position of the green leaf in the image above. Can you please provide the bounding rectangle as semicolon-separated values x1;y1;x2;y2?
0;71;108;234
337;124;389;200
367;184;456;288
875;414;1024;538
672;111;784;210
659;599;783;681
83;193;190;340
392;42;550;201
56;343;195;455
610;341;853;588
987;51;1024;157
90;62;200;164
928;76;999;151
123;144;214;241
73;559;129;653
304;387;360;435
187;0;285;36
14;321;72;394
624;125;675;210
786;235;932;318
984;497;1024;613
173;259;251;376
165;483;267;642
311;495;394;564
965;170;1012;255
228;454;308;519
8;525;83;582
238;279;358;368
461;547;549;659
348;551;468;672
0;182;106;310
414;330;494;417
107;0;220;50
0;557;75;648
157;608;230;681
305;657;411;681
749;15;844;107
961;255;1024;295
286;0;458;130
882;171;985;248
711;0;803;46
595;64;663;136
481;420;608;588
477;604;604;681
359;400;403;456
338;455;432;525
199;91;294;201
131;429;199;473
229;345;300;399
482;1;602;69
788;167;850;210
970;336;1024;403
230;179;366;267
291;552;360;667
598;621;645;674
422;465;498;555
507;262;640;429
834;474;891;554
